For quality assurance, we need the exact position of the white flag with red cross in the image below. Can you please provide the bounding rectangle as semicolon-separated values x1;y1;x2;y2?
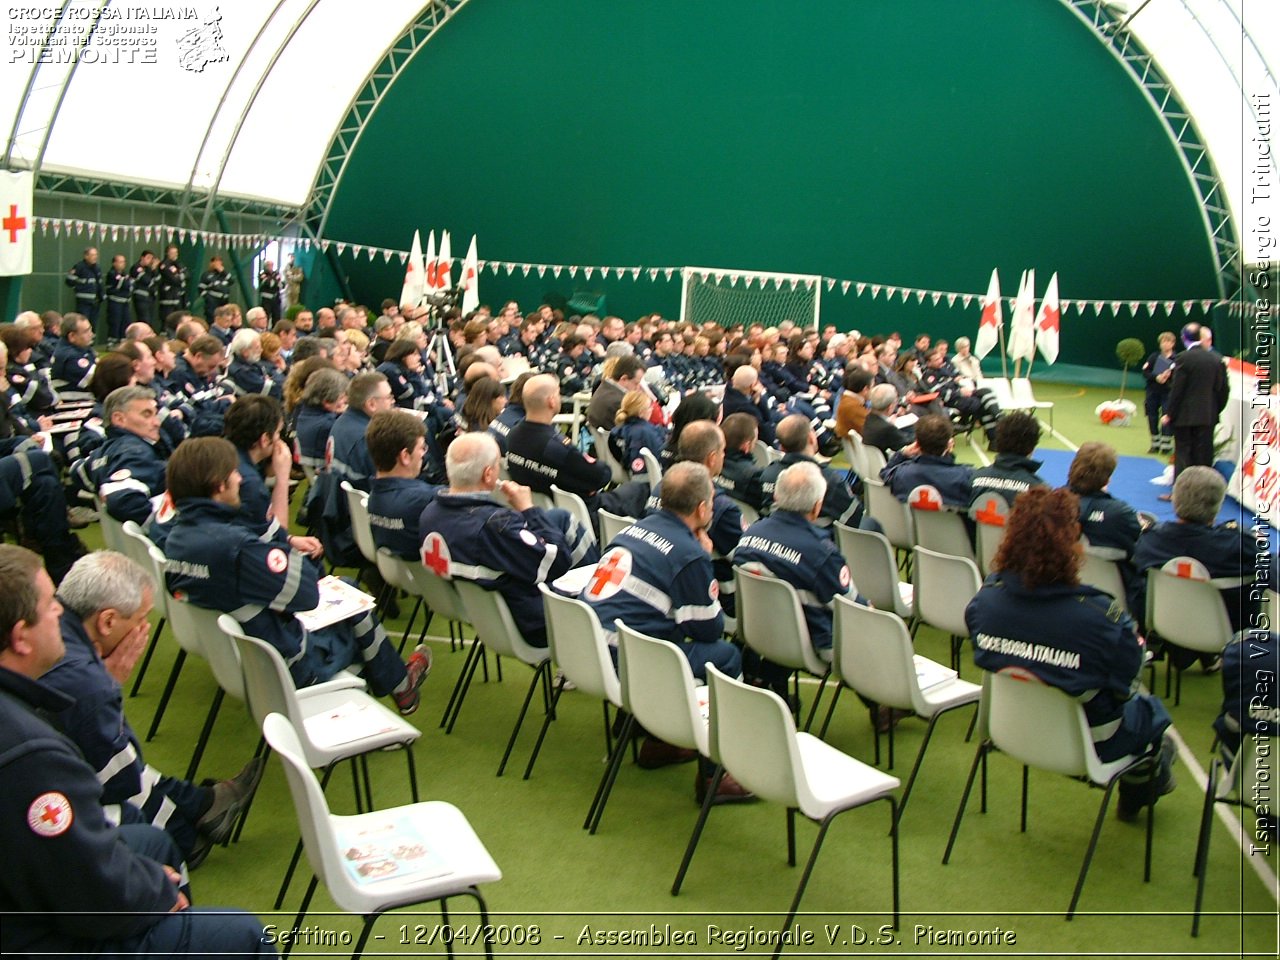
975;268;1002;359
1007;268;1037;362
459;235;479;314
434;230;453;290
400;229;425;307
423;230;438;292
1034;271;1061;364
0;171;34;277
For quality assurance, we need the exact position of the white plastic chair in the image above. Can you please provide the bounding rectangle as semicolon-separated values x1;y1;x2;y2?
639;446;663;488
142;540;212;748
451;580;554;776
1146;556;1235;705
524;586;623;783
681;665;900;937
841;432;868;479
593;426;628;484
862;444;888;477
97;500;129;553
734;566;833;730
263;714;502;960
1078;552;1127;608
120;522;167;698
1010;377;1054;428
863;477;913;558
833;522;914;619
968;494;1009;576
823;597;980;822
735;500;761;526
597;508;635;547
977;376;1025;414
550;484;597;548
907;484;975;564
943;669;1157;920
751;439;773;468
912;546;982;674
341;481;379;568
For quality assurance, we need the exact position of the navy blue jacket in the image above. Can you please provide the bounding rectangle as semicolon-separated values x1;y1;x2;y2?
506;419;611;501
610;417;668;477
81;426;167;524
969;453;1046;509
1215;630;1279;757
761;451;860;527
487;401;525;454
294;403;338;473
882;451;974;507
65;258;103;303
51;340;96;390
368;475;441;559
1073;488;1142;560
716;450;766;511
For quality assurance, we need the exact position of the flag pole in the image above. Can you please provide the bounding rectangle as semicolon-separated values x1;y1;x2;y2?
998;318;1009;380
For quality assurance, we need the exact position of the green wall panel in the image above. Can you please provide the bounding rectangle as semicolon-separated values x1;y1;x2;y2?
325;0;1223;368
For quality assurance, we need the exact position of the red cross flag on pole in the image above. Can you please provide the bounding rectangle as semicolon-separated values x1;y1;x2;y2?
435;230;453;291
974;267;1002;360
400;229;425;308
459;234;480;315
1007;267;1037;363
423;230;438;292
1034;271;1061;365
0;171;34;277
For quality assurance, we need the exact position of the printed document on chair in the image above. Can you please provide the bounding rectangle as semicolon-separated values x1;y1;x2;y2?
303;699;402;749
339;815;451;885
296;576;376;632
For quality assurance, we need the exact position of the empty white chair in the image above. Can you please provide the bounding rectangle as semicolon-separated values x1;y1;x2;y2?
597;508;635;547
863;478;913;557
841;432;868;479
1010;377;1054;428
550;484;597;547
593;426;628;484
977;376;1024;414
97;501;129;554
639;446;663;488
734;499;761;526
912;546;982;674
968;494;1009;576
943;669;1157;920
907;484;975;564
1146;556;1236;705
833;522;913;619
824;597;980;821
263;714;502;960
142;540;212;748
681;665;900;937
862;444;888;477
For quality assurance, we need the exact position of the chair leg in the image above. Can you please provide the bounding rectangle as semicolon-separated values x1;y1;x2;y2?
184;687;224;782
497;662;549;777
469;887;495;960
145;648;186;741
441;639;485;733
818;682;844;739
128;616;165;697
276;764;336;909
405;743;420;803
1191;761;1221;936
801;673;829;732
282;874;319;959
522;676;568;780
887;715;896;770
230;739;271;843
352;914;377;960
871;706;881;766
775;814;836;959
943;740;990;864
359;752;374;811
895;712;941;825
441;900;455;960
1020;765;1029;833
399;596;423;654
586;714;634;834
672;764;721;895
1066;776;1122;919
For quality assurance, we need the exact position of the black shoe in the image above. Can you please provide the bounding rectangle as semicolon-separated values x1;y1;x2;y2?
196;756;266;844
186;833;213;870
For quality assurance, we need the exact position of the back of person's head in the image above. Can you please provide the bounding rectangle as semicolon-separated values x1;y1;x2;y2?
1172;465;1226;525
103;384;155;425
0;324;29;359
868;383;898;412
0;544;43;652
347;372;387;412
612;354;644;382
668;393;720;450
212;303;238;327
773;461;826;514
384;339;418;365
561;333;584;353
462;376;505;429
615;389;651;425
722;411;758;451
223;394;283;450
366;409;426;472
1067;442;1118;495
677;420;724;465
291;337;324;364
994;412;1040;456
913;415;953;457
57;551;153;621
445;431;500;488
507;371;534;407
91;353;135;402
660;461;714;517
522;374;559;413
731;364;758;391
62;312;89;340
166;436;239;501
992;487;1081;589
775;413;812;453
843;366;873;393
187;334;224;359
463;362;498;388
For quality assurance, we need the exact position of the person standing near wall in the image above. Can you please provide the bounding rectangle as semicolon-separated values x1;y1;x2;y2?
1159;324;1227;499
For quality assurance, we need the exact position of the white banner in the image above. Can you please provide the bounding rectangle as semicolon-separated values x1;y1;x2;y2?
0;170;33;276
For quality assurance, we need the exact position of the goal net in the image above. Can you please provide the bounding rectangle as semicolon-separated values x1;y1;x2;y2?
679;265;821;330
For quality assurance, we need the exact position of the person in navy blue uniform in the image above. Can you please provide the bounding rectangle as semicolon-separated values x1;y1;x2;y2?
130;250;159;330
73;386;168;526
65;247;104;330
1141;331;1177;454
155;245;190;322
759;413;863;527
207;302;240;347
51;312;98;393
377;339;437;410
581;461;739;679
1216;628;1279;761
163;437;430;714
966;488;1176;820
610;389;668;479
969;411;1046;510
41;552;264;866
487;371;531;454
293;367;347;476
505;374;611;507
881;414;974;507
226;329;283;400
1066;441;1143;562
555;334;595;395
0;325;56;415
366;410;442;559
0;545;274;958
197;255;234;323
1131;466;1276;658
717;411;766;511
722;364;778;446
169;335;234;437
104;253;134;343
258;260;283;322
0;408;85;583
419;432;597;648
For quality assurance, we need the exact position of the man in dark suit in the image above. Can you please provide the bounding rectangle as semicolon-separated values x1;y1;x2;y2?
1163;324;1228;487
861;383;913;454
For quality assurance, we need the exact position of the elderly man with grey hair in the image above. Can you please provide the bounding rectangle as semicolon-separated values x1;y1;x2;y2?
861;382;914;454
225;328;282;400
39;551;263;868
1131;465;1277;668
416;431;598;648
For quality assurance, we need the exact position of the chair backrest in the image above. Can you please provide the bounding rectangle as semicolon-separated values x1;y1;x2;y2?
1078;552;1127;605
262;713;338;888
987;669;1093;779
863;478;913;551
341;480;378;565
913;546;981;636
593;426;628;484
165;593;245;698
734;565;825;675
1010;377;1043;406
751;439;773;469
969;494;1009;575
223;616;304;730
539;585;620;706
453;579;544;665
833;522;902;615
862;444;888;477
832;596;919;711
597;509;635;547
841;433;868;479
550;485;596;546
98;506;128;554
639;447;662;488
409;553;469;624
528;490;555;512
979;377;1016;408
735;500;761;526
1146;559;1233;653
908;485;975;562
706;664;800;806
120;522;172;619
616;621;708;755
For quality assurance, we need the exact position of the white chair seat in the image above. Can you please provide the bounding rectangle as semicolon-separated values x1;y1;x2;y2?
917;675;983;715
291;686;420;767
795;732;900;818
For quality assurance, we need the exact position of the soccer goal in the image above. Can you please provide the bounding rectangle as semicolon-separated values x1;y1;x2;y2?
679;265;821;330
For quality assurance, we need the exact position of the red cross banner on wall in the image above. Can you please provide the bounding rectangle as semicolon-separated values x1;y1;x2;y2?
0;171;34;277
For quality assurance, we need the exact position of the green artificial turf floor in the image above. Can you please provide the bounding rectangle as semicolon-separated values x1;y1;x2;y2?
85;381;1278;958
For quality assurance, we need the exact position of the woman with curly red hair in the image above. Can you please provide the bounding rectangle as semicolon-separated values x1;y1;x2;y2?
965;487;1176;821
